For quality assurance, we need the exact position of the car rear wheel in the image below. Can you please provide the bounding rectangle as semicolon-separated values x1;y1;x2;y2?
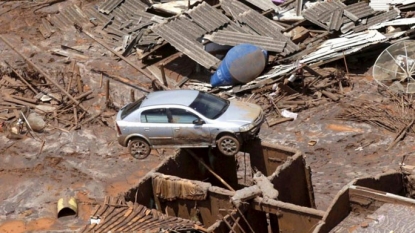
217;135;240;156
128;138;151;159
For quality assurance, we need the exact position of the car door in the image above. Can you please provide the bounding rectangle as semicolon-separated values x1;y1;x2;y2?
168;108;212;147
140;108;174;146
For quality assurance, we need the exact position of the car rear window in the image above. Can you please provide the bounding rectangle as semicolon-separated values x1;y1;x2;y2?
121;97;145;119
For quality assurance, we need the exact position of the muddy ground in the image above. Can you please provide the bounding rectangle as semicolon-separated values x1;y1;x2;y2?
0;1;415;232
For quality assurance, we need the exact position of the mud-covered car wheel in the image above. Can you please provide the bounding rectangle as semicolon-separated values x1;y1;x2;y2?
128;138;151;159
217;135;240;156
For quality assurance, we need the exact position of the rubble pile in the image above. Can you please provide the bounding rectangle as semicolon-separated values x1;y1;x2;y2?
1;0;415;134
337;87;415;135
0;59;111;138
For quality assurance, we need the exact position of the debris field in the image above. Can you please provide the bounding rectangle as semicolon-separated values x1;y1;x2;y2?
1;0;415;232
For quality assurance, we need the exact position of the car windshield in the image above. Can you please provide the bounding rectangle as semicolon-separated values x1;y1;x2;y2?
189;92;229;119
121;96;145;119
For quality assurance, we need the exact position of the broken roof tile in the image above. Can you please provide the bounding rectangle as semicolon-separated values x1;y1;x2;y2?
220;0;252;17
354;8;400;32
204;31;286;52
152;22;221;69
244;0;280;12
328;9;344;31
98;0;123;14
187;2;230;33
237;10;299;54
344;2;375;21
303;1;346;30
169;17;206;40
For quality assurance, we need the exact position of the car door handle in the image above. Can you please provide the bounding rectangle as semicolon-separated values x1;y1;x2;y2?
174;128;180;131
144;127;149;131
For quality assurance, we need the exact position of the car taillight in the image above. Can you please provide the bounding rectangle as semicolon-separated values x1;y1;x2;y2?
116;123;121;135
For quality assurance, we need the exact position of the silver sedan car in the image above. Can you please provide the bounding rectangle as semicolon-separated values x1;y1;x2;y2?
115;90;264;159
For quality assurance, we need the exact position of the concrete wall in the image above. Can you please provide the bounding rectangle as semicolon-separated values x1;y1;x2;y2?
243;139;296;177
353;172;404;195
313;185;351;233
123;142;319;232
269;152;314;207
160;186;235;227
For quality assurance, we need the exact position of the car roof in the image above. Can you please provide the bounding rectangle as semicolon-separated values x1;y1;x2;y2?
140;89;200;108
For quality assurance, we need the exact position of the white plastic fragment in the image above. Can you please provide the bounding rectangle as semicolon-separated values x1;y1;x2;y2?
281;109;298;120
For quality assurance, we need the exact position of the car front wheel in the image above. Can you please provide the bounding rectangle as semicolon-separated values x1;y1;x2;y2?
217;135;240;156
128;138;151;159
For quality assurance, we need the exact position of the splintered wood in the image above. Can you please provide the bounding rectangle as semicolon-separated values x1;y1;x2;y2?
337;90;415;148
239;67;349;127
0;62;102;132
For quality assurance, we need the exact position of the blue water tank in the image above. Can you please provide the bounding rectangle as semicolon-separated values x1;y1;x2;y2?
210;44;268;87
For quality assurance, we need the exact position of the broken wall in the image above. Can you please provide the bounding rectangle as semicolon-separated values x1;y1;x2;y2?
123;142;318;232
353;172;404;195
268;148;314;207
243;139;296;176
313;172;406;233
312;185;350;233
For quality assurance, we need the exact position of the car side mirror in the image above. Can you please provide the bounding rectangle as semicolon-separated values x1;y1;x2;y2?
193;118;205;125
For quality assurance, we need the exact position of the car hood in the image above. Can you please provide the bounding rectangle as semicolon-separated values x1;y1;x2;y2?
215;100;262;124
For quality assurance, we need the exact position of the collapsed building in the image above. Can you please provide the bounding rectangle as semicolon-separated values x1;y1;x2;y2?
80;141;415;232
1;0;415;232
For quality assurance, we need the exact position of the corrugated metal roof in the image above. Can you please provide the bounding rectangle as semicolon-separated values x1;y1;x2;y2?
187;2;230;33
98;0;123;14
237;10;299;54
344;2;375;20
244;0;279;11
84;6;115;26
152;22;221;69
238;10;284;32
302;9;329;29
81;197;201;233
354;8;400;32
220;0;252;17
170;16;207;40
50;4;88;30
126;0;149;11
370;17;415;29
369;0;392;11
302;1;346;29
318;1;346;23
205;31;286;52
119;3;155;21
328;9;343;31
139;32;160;45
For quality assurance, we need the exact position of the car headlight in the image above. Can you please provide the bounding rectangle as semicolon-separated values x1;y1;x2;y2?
239;123;254;132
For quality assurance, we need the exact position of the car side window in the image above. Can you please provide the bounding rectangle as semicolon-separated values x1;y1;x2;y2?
140;108;169;123
169;108;198;124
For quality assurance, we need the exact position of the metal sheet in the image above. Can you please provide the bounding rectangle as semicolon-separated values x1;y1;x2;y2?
238;10;298;54
205;31;286;52
187;2;229;32
317;1;346;23
152;23;221;69
244;0;279;11
118;3;155;21
344;2;375;20
126;0;149;11
169;17;207;40
83;197;200;232
84;6;122;28
354;8;400;32
328;9;343;31
220;0;252;17
98;0;123;14
303;1;346;29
